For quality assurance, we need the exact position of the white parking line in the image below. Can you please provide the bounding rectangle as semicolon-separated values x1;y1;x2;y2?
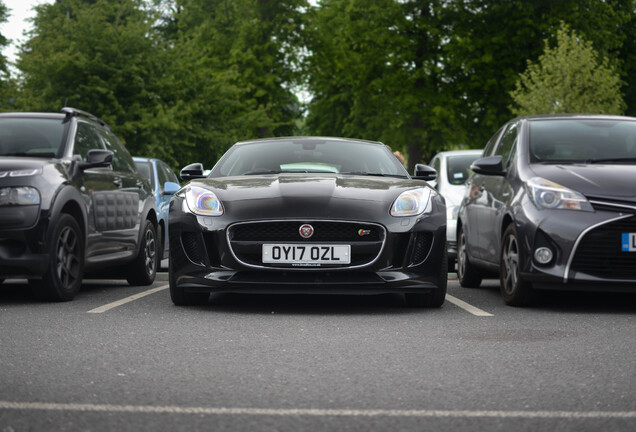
0;401;634;419
87;284;169;313
446;294;493;317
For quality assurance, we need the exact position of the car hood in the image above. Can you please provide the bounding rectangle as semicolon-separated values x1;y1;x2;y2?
189;174;431;220
0;157;51;173
530;163;636;200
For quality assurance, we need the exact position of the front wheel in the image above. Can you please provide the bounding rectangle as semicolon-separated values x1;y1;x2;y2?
457;225;483;288
405;250;448;308
500;225;537;306
31;214;85;301
126;220;158;286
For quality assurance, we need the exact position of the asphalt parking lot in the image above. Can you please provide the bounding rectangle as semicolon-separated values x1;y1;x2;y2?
1;271;635;432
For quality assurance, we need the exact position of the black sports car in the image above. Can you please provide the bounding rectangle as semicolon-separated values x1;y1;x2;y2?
168;137;448;307
457;114;636;306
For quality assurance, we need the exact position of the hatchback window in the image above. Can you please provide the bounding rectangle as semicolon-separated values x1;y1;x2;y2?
495;123;518;167
0;118;66;158
529;119;636;163
446;154;481;185
99;128;136;173
74;122;105;161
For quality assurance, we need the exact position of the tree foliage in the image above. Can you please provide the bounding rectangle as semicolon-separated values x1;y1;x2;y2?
509;23;625;116
3;0;636;170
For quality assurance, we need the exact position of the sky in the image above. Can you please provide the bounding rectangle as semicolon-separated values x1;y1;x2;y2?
1;0;54;64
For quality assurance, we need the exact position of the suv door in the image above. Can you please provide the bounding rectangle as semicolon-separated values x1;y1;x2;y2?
96;126;149;255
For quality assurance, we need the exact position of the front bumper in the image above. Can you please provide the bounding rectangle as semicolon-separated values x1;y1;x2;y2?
515;200;636;290
169;211;447;295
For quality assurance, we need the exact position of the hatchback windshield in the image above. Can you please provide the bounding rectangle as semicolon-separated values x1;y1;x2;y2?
529;119;636;163
210;139;409;178
0;118;66;158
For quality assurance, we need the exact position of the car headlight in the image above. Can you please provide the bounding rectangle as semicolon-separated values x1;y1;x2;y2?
184;185;224;216
526;177;592;211
0;186;41;206
0;168;42;178
391;187;433;217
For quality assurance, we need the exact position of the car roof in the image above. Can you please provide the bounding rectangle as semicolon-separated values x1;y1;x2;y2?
432;149;483;157
233;136;386;147
518;113;636;122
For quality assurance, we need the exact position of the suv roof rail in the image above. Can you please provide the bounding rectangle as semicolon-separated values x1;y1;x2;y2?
62;107;110;129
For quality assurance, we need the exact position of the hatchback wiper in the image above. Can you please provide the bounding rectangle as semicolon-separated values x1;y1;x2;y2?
586;158;636;164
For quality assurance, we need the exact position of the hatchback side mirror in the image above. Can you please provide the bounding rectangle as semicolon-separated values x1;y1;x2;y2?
163;181;180;195
412;164;437;181
471;156;505;176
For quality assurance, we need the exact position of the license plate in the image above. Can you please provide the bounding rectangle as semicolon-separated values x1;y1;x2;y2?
621;233;636;252
262;244;351;264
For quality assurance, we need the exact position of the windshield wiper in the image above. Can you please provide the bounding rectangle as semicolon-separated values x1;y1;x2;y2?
341;171;407;178
585;158;636;164
243;169;283;175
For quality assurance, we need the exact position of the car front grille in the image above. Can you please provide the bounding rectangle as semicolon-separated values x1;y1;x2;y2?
589;199;636;214
569;216;636;278
227;220;386;269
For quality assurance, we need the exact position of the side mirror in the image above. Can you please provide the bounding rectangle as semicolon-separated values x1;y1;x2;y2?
180;163;206;181
162;181;180;196
471;156;505;176
412;164;437;181
78;149;113;170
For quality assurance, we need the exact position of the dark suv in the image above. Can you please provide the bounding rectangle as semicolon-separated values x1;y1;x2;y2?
0;108;158;301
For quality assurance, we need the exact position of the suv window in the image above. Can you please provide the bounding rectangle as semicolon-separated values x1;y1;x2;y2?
98;127;136;173
74;122;105;161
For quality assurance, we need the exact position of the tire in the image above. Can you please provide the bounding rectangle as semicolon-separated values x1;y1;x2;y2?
126;219;158;286
500;225;537;306
457;225;483;288
405;249;448;308
169;258;209;306
31;213;84;301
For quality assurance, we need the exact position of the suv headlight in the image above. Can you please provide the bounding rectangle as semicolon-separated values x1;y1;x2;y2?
184;185;224;216
391;187;433;216
526;177;592;211
0;186;41;206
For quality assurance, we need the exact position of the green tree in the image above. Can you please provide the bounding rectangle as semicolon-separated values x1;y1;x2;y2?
0;0;15;110
16;0;171;159
304;0;464;171
509;23;625;116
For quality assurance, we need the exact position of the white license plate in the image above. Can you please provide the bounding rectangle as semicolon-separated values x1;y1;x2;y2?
262;244;351;264
622;233;636;252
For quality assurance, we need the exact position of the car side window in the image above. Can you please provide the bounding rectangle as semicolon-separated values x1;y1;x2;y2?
495;122;518;167
431;157;440;175
73;122;105;161
162;163;179;184
98;128;136;173
483;126;505;157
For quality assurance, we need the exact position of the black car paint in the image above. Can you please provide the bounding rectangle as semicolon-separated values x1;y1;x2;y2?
169;138;447;305
0;111;157;291
458;114;636;295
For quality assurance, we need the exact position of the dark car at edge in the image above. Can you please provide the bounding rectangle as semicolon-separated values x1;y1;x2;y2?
168;136;448;308
457;114;636;306
0;108;158;301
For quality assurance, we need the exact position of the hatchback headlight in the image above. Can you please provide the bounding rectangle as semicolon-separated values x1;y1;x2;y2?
184;185;224;216
391;188;433;217
0;186;41;206
526;177;592;211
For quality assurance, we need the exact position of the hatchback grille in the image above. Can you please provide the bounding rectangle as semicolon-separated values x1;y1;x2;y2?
228;221;385;269
570;216;636;278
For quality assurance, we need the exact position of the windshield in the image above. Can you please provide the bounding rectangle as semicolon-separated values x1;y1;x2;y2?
0;118;67;158
210;139;409;178
529;119;636;164
446;153;481;185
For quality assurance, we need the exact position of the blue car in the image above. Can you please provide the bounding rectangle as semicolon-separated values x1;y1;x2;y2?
133;157;180;261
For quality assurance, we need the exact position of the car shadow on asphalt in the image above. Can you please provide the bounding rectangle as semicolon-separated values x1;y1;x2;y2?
196;292;432;315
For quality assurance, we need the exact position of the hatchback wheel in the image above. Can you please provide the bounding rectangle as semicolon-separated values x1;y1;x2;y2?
31;214;84;301
457;226;482;288
500;225;537;306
